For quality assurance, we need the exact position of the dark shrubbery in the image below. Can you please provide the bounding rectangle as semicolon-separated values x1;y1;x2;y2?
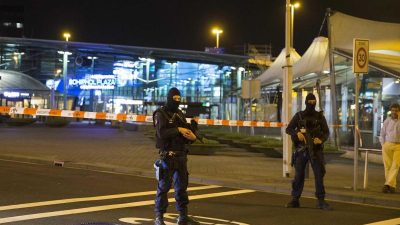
44;117;70;127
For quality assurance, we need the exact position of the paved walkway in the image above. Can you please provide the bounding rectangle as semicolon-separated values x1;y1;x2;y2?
0;122;399;209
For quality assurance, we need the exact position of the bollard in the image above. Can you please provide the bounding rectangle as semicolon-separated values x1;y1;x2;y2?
363;151;369;189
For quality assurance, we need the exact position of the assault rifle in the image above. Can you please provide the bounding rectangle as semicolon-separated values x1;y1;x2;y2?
298;112;323;159
172;113;204;143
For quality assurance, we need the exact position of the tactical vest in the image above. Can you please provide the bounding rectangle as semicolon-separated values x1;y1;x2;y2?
152;107;184;150
298;110;324;138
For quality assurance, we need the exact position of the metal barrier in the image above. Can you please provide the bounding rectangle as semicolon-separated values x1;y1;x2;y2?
358;147;381;189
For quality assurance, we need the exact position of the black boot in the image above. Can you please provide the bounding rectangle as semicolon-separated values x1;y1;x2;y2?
317;198;331;210
154;216;166;225
177;215;200;225
285;198;300;208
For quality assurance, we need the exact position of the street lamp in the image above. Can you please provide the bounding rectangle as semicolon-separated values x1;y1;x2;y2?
57;50;72;109
63;32;71;42
282;0;299;178
61;32;71;109
87;56;98;112
212;28;223;48
50;69;62;108
290;3;300;48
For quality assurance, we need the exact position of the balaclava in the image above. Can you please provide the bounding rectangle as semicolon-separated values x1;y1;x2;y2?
166;87;181;112
305;93;317;113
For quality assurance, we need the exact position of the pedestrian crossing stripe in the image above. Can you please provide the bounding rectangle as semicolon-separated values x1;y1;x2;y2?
0;185;220;211
0;189;255;224
120;213;250;225
363;218;400;225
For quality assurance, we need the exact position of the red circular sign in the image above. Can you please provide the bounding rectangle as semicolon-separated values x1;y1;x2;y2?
356;47;367;68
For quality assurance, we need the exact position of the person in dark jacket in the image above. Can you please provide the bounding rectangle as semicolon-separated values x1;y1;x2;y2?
285;93;331;210
153;87;200;225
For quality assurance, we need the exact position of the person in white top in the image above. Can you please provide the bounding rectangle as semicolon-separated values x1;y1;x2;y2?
380;103;400;193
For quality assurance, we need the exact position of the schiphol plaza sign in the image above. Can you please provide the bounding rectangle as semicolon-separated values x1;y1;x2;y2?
69;74;116;90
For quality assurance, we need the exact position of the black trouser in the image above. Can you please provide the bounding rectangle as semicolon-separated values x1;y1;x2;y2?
292;149;326;200
155;155;189;216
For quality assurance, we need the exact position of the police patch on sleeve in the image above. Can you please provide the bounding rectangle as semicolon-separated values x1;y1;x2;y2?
155;114;159;126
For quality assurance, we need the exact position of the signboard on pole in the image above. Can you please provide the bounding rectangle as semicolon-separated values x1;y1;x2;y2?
241;80;261;99
353;39;369;74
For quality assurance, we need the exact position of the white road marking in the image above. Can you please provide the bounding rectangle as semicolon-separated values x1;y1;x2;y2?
364;218;400;225
0;189;254;224
0;185;220;211
164;213;250;225
119;217;153;224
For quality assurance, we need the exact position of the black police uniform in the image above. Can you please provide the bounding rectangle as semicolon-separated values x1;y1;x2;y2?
285;93;331;209
153;88;200;225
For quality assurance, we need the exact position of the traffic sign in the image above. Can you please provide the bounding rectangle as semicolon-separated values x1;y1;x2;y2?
241;80;261;99
353;39;369;74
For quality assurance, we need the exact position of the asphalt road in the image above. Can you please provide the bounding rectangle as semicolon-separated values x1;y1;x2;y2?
0;160;398;225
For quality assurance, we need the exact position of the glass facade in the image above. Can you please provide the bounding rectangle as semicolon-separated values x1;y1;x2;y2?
331;54;400;149
0;38;261;120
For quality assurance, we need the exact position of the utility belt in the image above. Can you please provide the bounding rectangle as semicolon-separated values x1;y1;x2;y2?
159;150;187;158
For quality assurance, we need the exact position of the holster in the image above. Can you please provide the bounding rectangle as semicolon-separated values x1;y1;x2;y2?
292;146;307;167
153;159;163;181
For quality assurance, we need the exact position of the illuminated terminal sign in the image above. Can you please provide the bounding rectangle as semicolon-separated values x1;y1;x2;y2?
3;91;30;98
69;75;116;90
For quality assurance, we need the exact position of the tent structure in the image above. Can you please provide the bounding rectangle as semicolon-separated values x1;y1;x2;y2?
257;37;331;87
256;48;301;85
253;11;399;150
257;11;400;87
330;11;400;77
293;37;329;78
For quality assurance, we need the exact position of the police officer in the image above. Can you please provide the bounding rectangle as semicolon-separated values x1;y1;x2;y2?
153;87;200;225
285;93;331;210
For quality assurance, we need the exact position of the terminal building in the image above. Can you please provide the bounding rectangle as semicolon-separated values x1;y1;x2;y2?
0;37;265;120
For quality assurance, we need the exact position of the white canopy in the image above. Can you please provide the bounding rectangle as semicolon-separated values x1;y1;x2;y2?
330;11;400;75
256;11;400;87
256;48;301;85
293;36;329;78
257;37;329;86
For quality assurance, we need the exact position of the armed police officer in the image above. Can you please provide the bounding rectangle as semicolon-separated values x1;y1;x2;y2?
285;93;331;210
153;87;200;225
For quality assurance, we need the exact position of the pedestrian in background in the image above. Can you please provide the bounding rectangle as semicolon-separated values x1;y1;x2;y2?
380;103;400;193
153;87;200;225
285;93;331;210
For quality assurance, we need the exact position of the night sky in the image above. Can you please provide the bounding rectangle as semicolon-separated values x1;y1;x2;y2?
3;0;400;56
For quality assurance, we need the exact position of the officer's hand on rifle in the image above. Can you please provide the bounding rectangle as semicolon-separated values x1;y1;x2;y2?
178;127;197;141
297;132;306;143
178;127;191;135
313;137;322;145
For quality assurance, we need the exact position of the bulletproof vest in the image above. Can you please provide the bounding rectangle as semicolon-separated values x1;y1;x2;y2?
298;111;323;137
153;107;184;150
